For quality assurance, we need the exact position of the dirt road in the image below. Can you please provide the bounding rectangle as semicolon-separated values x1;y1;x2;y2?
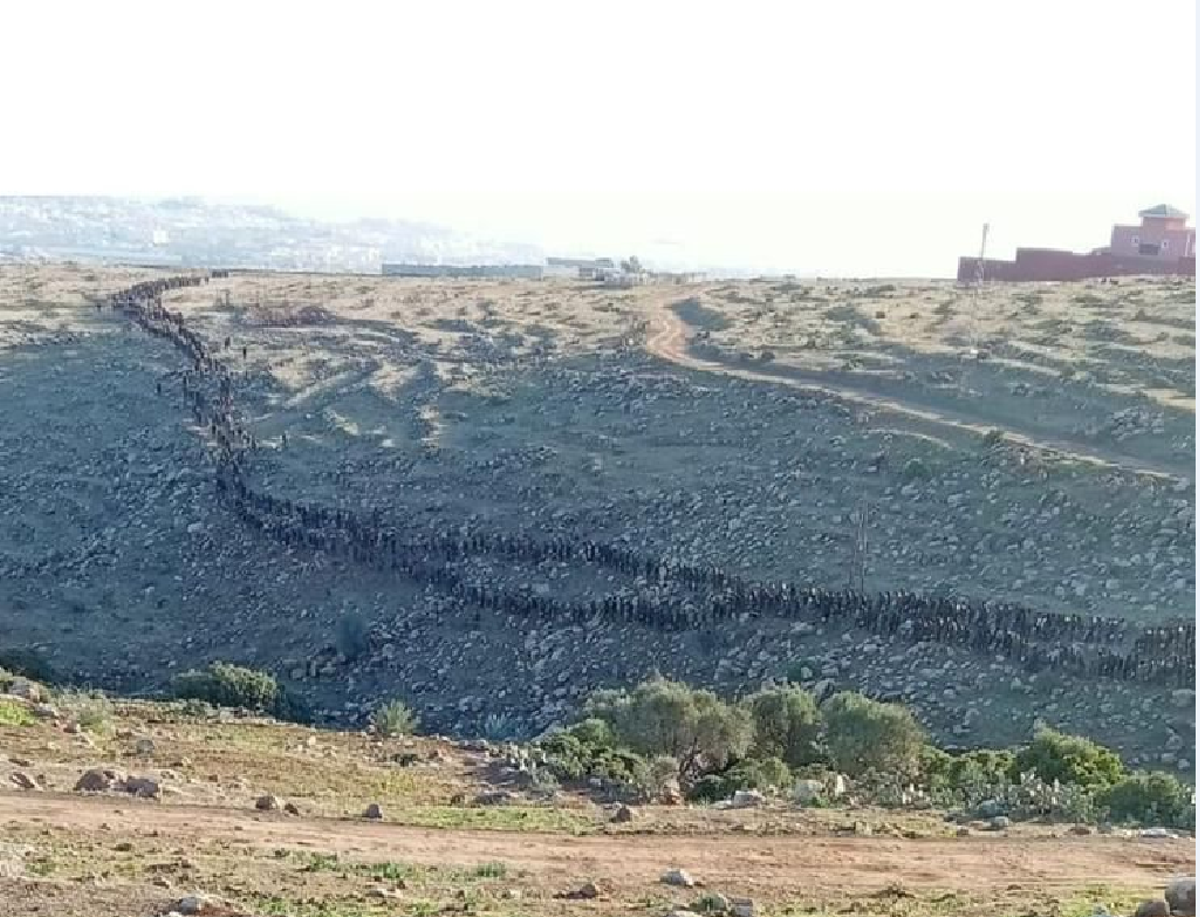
644;300;1191;481
1;792;1192;897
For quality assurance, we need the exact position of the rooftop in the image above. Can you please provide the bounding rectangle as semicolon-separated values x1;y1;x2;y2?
1139;204;1189;220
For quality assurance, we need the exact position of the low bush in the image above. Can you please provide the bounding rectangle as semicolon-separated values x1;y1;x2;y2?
1012;726;1125;791
1099;772;1194;828
172;662;285;716
372;699;419;737
687;756;793;802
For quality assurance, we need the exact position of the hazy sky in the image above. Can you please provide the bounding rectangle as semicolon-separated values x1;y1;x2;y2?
4;1;1195;276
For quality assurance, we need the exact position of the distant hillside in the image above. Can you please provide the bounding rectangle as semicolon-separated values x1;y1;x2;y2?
0;196;545;273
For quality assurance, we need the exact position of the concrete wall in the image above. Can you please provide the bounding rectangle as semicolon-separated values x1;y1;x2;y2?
957;249;1196;282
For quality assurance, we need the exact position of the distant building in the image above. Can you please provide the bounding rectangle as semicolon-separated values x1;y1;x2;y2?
545;256;616;279
382;263;544;280
1110;204;1195;261
957;205;1196;282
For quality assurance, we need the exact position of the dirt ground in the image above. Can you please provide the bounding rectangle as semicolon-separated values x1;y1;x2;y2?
0;698;1194;917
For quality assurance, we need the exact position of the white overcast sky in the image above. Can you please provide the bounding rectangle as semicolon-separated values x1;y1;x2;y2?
2;0;1195;276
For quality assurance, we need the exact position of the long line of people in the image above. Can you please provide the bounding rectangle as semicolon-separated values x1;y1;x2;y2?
97;275;1195;688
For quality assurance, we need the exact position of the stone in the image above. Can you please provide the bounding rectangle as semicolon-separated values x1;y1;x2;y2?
474;790;517;806
255;794;282;811
176;894;214;915
1133;900;1170;917
794;779;824;804
730;789;765;808
955;827;971;837
9;772;39;791
7;679;43;702
186;522;205;535
122;776;162;799
284;802;301;816
986;816;1011;831
730;898;754;917
135;737;156;756
610;804;635;823
363;802;384;819
1166;877;1195;916
74;768;122;793
661;868;697;888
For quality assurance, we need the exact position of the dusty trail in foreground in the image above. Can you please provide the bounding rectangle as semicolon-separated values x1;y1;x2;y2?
644;297;1191;481
1;791;1192;897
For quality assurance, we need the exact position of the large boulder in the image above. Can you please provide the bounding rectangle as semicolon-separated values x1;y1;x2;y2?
1166;878;1195;917
794;780;824;804
661;868;697;888
255;794;282;812
122;776;162;799
362;803;384;820
730;790;765;808
74;768;123;793
1134;900;1170;917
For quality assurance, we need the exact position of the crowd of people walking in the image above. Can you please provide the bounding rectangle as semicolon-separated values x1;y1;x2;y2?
96;275;1195;688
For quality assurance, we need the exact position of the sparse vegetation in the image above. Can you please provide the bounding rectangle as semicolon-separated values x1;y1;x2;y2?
172;661;284;715
0;698;36;726
372;698;420;737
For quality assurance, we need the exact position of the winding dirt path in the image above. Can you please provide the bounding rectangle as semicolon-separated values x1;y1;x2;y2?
643;298;1192;481
0;791;1192;897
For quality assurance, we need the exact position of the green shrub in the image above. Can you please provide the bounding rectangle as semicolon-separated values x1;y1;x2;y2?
372;699;419;738
62;691;113;733
686;756;793;802
823;692;926;778
535;722;651;798
0;699;36;727
1099;772;1194;828
745;686;823;768
171;662;282;714
335;614;370;661
1013;727;1125;791
584;677;752;781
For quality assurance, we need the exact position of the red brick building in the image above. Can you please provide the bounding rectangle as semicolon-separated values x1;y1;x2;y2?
957;205;1196;282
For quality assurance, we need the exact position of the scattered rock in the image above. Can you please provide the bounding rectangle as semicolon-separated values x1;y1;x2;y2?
122;776;162;799
474;790;517;807
74;768;123;793
9;772;40;791
730;898;754;917
794;779;824;804
1134;900;1170;917
175;894;215;915
255;794;282;812
366;888;403;901
557;880;608;900
7;679;43;702
985;816;1011;831
661;868;697;888
135;737;156;757
610;804;635;823
1166;877;1195;916
730;789;765;808
284;802;301;816
363;802;384;820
